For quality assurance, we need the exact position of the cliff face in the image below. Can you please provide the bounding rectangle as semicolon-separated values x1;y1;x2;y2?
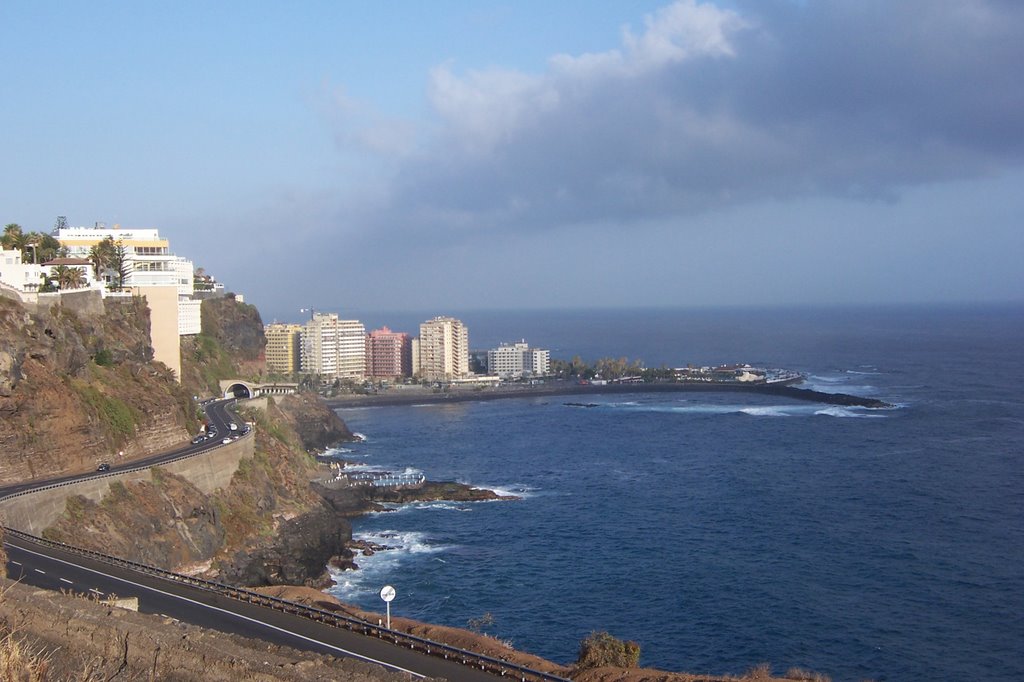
179;296;267;397
43;399;353;587
0;296;195;485
273;392;355;451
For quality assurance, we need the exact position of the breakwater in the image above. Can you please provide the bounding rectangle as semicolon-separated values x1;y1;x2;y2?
327;381;891;410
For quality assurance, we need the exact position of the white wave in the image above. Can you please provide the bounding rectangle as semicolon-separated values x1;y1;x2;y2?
738;406;794;417
326;530;451;603
472;483;536;499
814;406;887;418
808;374;847;384
352;432;368;441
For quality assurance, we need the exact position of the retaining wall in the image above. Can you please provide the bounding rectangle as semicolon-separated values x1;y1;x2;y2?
0;436;253;535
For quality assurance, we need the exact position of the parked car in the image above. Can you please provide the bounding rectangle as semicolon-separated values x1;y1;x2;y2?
221;438;232;445
191;435;205;444
96;463;111;472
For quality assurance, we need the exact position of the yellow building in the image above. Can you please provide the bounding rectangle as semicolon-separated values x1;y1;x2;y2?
264;323;304;374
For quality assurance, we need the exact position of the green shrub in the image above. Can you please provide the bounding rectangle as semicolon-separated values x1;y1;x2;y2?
575;631;640;670
93;348;114;366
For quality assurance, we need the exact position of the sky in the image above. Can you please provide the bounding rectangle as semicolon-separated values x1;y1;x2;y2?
2;1;1022;323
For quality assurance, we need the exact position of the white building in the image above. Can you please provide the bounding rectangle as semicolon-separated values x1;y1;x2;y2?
417;316;469;381
487;340;550;379
0;249;45;294
300;313;366;379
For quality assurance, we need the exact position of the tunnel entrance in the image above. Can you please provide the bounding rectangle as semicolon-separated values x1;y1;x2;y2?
226;383;253;399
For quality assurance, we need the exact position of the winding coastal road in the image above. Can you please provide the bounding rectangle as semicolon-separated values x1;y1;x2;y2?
1;399;564;681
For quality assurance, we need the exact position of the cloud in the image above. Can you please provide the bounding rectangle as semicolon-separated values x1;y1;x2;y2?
334;0;1024;244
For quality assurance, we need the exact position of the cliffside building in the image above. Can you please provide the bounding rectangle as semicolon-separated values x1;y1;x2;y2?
366;326;412;378
264;323;304;374
417;316;469;381
53;224;201;379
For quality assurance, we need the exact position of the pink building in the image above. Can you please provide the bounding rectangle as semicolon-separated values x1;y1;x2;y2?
365;327;412;378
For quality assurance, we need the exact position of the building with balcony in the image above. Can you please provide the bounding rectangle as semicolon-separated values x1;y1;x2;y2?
265;323;304;375
487;340;550;379
366;327;412;378
417;316;469;381
300;313;366;379
53;224;201;378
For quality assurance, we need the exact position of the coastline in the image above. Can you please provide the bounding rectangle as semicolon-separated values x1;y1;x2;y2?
326;380;891;410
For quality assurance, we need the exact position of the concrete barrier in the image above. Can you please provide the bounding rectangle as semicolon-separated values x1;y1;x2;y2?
0;436;254;536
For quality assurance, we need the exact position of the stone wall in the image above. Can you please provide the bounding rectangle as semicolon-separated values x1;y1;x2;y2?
0;435;254;536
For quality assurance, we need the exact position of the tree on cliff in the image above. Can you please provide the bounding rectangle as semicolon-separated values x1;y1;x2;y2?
51;265;87;290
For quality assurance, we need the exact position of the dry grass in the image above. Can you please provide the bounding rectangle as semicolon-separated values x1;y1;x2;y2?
742;662;773;680
0;630;52;682
784;667;831;682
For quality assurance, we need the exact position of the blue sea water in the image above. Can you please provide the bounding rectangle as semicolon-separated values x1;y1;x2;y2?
327;304;1024;681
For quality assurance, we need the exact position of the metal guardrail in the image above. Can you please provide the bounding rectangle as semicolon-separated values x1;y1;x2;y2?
2;528;568;681
0;402;570;682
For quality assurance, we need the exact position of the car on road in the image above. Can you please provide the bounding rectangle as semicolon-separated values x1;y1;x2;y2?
229;423;238;431
96;463;110;472
221;438;232;445
191;435;205;444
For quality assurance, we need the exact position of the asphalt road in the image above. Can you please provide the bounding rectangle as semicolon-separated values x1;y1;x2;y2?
1;399;538;681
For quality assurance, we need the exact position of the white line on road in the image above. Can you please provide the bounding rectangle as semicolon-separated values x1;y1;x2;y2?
60;578;73;584
12;544;425;678
10;561;20;566
33;568;45;574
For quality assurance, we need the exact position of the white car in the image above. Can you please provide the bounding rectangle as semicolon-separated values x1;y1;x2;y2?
221;438;232;445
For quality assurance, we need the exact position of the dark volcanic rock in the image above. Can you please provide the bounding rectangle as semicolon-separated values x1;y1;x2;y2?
368;481;517;504
218;505;354;588
275;392;356;451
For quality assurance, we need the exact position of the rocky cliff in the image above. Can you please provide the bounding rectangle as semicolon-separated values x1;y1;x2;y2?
0;295;196;485
179;295;266;395
42;398;352;586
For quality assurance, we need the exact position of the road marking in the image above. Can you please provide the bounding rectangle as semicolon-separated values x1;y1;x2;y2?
34;568;45;574
10;561;20;566
11;544;425;679
60;578;74;585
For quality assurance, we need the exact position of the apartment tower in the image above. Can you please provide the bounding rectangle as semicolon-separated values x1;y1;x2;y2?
417;316;469;381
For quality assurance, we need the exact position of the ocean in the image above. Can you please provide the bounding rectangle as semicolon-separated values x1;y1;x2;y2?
327;304;1023;681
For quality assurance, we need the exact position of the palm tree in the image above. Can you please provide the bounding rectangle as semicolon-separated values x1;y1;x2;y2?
2;224;26;252
88;240;112;279
52;265;87;290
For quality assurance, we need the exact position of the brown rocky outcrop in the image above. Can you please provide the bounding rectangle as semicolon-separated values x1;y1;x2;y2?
0;296;195;485
272;392;355;451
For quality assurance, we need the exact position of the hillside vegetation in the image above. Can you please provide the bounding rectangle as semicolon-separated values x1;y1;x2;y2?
0;295;196;484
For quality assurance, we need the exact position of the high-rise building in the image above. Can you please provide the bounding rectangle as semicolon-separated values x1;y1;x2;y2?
300;313;366;379
417;316;469;381
487;341;550;379
366;327;412;378
265;323;304;374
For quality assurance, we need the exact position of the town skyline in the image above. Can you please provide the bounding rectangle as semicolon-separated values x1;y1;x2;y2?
2;2;1022;316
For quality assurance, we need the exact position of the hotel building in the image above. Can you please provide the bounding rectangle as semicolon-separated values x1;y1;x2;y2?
300;313;366;379
417;316;469;381
366;327;412;378
265;323;304;374
487;341;551;379
54;224;201;379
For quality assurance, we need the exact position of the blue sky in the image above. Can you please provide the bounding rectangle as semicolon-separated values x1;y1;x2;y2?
2;1;1022;323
